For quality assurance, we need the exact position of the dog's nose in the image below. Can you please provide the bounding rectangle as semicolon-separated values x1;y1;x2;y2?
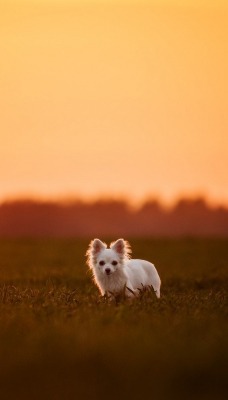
105;268;111;275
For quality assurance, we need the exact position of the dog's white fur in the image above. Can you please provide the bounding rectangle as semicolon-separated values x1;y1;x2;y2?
86;238;161;298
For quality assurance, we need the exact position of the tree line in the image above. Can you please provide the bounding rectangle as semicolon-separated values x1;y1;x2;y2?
0;198;227;237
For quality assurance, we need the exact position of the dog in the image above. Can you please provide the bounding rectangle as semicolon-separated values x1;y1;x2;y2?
86;238;161;299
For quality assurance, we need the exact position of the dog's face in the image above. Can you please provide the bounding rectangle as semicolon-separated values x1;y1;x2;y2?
96;248;121;276
86;238;131;276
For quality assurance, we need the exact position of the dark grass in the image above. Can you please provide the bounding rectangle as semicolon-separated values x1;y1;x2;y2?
0;238;227;400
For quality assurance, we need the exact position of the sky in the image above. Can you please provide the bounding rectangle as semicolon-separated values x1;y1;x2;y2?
0;0;228;206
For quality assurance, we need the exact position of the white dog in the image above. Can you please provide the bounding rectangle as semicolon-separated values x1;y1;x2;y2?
86;238;161;298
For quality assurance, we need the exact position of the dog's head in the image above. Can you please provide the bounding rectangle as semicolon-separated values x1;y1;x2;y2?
86;238;131;276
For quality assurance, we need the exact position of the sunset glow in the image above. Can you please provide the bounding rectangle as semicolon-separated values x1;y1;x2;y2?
0;0;228;205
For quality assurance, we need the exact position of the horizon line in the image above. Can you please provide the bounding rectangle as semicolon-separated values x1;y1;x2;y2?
1;193;228;210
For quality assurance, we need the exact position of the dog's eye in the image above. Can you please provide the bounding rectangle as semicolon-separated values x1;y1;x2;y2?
99;260;105;266
112;260;118;266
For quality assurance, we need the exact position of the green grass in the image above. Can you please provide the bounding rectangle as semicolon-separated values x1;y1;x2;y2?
0;238;227;400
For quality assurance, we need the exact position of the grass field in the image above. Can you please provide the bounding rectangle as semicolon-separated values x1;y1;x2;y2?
0;238;227;400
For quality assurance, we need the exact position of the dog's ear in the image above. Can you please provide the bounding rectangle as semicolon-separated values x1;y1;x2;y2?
86;239;107;268
91;239;107;255
110;239;131;259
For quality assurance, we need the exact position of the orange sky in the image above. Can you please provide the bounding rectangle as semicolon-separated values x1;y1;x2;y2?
0;0;228;205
